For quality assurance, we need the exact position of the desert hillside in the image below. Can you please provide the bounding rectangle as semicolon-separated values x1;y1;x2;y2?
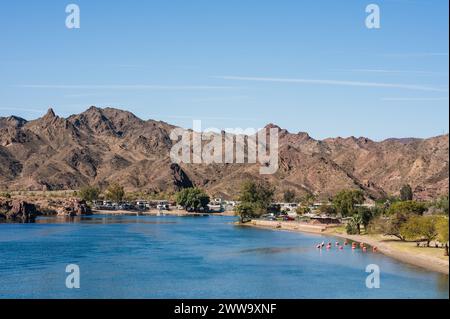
0;106;448;200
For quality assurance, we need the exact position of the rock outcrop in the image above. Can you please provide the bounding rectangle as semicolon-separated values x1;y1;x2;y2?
0;200;39;222
57;199;92;217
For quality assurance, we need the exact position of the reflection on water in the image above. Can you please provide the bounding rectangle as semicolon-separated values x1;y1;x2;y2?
0;215;448;299
36;215;178;225
239;247;310;254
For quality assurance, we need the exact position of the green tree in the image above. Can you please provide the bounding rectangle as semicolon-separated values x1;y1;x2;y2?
400;215;439;247
332;190;365;217
399;216;424;242
235;202;259;223
235;180;274;223
369;212;410;240
175;187;210;212
400;184;413;201
356;207;374;232
105;183;125;203
436;217;449;256
434;196;449;215
387;200;427;216
283;189;296;203
78;185;100;203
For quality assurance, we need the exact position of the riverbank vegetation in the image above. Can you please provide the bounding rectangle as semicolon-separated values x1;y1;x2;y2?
2;181;448;258
235;180;275;223
175;187;210;212
229;180;449;257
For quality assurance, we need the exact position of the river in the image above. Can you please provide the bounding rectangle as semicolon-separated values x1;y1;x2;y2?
0;215;448;298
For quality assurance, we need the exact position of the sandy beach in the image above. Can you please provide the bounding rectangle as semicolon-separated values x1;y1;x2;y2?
244;219;449;275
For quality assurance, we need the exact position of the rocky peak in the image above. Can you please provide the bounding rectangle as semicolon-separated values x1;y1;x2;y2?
0;115;27;128
37;108;59;127
263;123;289;136
43;108;56;119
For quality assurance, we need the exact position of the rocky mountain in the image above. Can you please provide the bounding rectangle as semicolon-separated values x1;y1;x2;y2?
0;106;448;200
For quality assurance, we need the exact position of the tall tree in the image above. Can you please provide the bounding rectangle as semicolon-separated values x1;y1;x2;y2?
79;185;100;203
105;183;125;203
235;180;274;222
332;190;365;217
400;184;413;201
400;216;439;247
175;187;210;212
369;212;410;240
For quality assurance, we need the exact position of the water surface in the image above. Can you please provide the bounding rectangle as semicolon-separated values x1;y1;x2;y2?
0;215;448;298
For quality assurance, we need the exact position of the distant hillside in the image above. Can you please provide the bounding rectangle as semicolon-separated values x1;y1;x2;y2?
0;106;448;200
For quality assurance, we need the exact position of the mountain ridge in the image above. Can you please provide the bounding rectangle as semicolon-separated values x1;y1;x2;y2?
0;106;448;200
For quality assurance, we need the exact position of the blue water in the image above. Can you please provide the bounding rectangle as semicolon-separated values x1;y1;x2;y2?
0;215;448;299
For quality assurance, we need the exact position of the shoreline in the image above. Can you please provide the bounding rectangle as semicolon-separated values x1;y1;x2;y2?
244;219;449;275
92;209;236;217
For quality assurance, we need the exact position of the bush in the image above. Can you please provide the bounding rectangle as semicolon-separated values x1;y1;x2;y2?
346;222;359;235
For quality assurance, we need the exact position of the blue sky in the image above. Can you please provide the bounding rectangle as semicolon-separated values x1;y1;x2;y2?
0;0;448;140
